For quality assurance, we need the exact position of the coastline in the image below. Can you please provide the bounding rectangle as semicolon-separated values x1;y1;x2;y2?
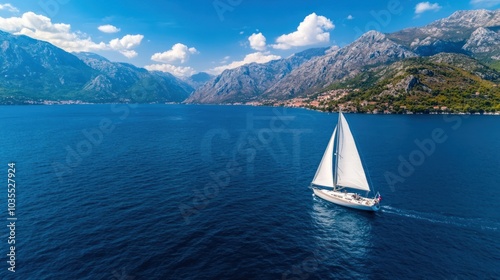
1;100;499;115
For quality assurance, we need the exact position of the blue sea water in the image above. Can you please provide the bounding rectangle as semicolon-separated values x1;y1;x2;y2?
0;104;499;279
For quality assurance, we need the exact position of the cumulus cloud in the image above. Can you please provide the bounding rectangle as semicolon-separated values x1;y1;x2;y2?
347;15;354;20
0;12;143;58
0;12;107;52
415;2;442;14
151;43;199;64
272;13;334;50
248;32;266;51
144;64;197;78
98;24;120;33
0;3;18;13
470;0;500;6
109;34;144;58
209;52;281;75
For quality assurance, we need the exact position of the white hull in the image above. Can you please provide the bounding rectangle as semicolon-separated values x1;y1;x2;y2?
313;188;380;212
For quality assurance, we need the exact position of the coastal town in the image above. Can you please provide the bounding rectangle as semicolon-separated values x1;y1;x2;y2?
244;88;500;115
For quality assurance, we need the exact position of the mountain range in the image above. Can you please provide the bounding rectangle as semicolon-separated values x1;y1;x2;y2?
185;47;328;103
0;9;499;112
188;9;500;107
0;31;193;104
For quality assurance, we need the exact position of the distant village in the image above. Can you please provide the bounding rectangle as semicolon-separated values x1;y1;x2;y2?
242;89;500;115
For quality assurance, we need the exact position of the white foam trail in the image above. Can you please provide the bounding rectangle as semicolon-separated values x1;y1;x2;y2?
381;206;499;231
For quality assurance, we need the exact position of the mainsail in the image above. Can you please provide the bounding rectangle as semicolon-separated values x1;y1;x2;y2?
312;112;371;192
335;113;371;191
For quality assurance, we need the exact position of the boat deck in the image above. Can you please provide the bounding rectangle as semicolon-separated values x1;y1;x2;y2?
313;188;380;211
326;190;376;206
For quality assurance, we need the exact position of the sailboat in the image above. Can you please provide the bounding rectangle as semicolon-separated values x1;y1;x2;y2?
311;111;381;211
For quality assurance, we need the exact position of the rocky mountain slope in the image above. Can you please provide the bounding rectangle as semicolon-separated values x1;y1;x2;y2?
0;31;193;104
0;30;96;102
75;52;193;102
185;47;328;103
262;31;417;99
303;53;500;113
387;10;500;62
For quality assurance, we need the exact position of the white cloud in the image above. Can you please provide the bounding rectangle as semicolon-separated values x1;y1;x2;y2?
347;15;354;20
470;0;500;6
0;12;143;58
144;64;197;78
0;12;107;52
415;2;442;14
0;3;18;13
209;52;281;75
109;34;144;58
151;43;199;64
272;13;334;50
248;32;266;51
98;24;120;33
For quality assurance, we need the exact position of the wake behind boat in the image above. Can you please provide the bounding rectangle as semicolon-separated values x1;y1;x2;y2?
311;111;381;211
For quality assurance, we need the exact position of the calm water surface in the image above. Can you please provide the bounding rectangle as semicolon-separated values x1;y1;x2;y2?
0;104;498;279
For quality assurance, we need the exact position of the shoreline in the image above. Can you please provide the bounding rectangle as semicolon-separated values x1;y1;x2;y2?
0;101;499;115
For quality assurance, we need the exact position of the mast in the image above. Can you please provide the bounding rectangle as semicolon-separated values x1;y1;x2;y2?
333;110;341;190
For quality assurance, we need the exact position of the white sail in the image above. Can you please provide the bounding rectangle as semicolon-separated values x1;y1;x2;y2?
335;112;371;192
311;127;337;188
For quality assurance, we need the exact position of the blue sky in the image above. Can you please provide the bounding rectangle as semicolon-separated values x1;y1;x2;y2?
0;0;499;78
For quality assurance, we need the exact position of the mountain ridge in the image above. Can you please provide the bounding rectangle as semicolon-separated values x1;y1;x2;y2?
185;47;328;103
0;32;193;104
260;30;417;99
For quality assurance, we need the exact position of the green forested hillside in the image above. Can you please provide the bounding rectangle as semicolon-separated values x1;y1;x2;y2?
315;54;500;113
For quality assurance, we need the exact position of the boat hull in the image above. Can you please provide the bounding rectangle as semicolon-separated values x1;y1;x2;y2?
313;188;380;212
